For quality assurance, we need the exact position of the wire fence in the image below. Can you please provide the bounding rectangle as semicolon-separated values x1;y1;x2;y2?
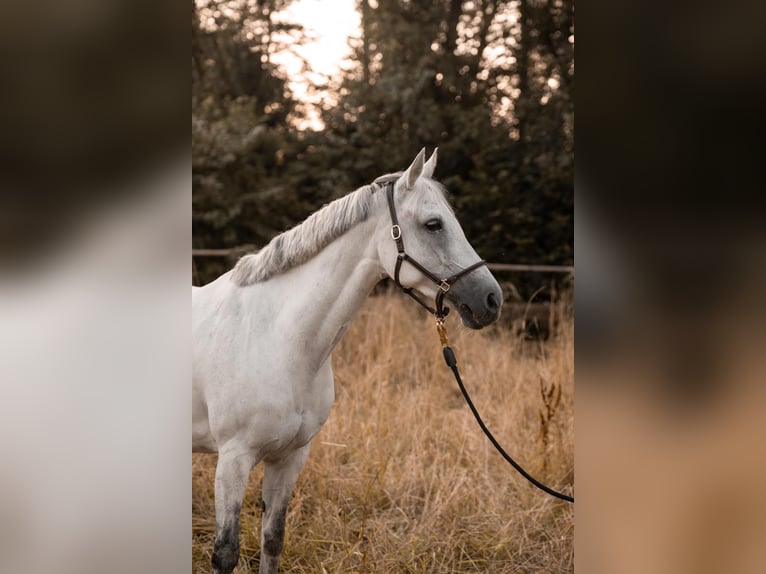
191;248;573;274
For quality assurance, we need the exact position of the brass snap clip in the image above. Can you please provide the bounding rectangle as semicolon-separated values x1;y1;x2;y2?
435;317;449;348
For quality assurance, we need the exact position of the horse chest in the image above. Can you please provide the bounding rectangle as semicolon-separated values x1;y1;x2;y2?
245;360;335;454
292;360;335;444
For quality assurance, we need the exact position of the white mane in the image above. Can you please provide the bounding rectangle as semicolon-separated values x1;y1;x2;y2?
230;173;452;286
231;182;381;285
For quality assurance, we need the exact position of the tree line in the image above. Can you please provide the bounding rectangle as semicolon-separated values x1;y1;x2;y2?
192;0;573;296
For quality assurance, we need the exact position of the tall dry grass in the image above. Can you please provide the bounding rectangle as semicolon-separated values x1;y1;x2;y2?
193;291;574;573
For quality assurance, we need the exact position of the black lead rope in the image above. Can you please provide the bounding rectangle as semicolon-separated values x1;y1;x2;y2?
436;321;575;503
382;180;573;503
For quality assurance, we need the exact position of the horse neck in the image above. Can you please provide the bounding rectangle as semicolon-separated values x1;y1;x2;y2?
268;217;384;365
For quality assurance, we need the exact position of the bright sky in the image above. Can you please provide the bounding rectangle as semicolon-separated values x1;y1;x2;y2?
272;0;360;129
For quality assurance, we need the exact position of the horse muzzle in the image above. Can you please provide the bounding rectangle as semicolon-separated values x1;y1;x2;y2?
450;280;503;329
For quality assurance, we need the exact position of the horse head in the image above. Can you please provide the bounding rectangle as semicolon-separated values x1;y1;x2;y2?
376;149;503;329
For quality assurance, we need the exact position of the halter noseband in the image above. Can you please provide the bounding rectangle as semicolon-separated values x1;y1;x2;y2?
384;181;487;319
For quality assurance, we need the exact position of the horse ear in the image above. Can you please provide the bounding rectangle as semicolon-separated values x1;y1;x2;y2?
401;148;426;190
422;147;438;179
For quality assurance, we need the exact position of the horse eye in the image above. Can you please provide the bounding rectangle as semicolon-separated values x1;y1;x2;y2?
424;218;443;232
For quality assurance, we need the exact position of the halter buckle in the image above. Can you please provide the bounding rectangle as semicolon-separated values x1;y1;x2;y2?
439;279;451;293
390;225;402;240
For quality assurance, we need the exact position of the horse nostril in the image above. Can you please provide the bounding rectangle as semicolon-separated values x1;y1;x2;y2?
486;292;499;311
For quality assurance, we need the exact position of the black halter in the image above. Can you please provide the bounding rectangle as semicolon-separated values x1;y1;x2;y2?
384;181;487;319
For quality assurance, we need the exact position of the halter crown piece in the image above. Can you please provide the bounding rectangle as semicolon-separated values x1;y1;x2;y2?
384;181;487;320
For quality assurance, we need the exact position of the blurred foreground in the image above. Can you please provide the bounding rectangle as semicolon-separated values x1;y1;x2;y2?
576;202;766;574
0;161;190;574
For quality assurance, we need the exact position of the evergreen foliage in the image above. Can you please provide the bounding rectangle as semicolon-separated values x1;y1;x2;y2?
192;0;573;294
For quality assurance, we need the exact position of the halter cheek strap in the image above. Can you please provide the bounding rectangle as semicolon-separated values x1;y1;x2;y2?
385;182;487;319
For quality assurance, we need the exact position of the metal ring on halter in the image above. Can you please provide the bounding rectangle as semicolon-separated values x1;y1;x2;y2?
390;225;402;240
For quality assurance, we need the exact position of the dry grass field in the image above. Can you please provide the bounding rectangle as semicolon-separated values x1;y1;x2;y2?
192;291;574;573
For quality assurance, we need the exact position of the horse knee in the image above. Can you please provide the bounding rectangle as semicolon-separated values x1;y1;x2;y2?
262;507;286;557
211;525;240;574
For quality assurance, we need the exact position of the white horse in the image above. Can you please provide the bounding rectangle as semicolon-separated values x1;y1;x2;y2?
192;149;503;574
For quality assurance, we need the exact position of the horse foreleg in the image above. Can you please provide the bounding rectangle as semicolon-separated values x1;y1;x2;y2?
259;443;310;574
211;448;256;574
